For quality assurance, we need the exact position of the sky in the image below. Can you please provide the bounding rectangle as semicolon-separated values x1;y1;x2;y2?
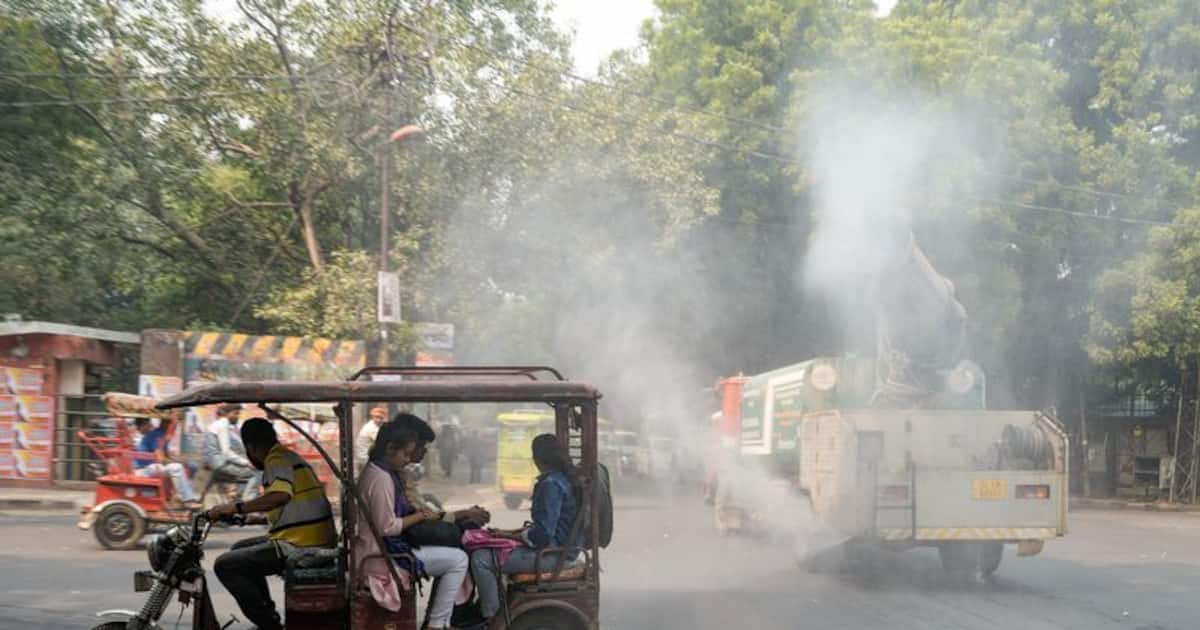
205;0;899;77
555;0;899;76
551;0;656;76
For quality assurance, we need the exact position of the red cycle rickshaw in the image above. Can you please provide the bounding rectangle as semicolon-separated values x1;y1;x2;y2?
76;393;197;549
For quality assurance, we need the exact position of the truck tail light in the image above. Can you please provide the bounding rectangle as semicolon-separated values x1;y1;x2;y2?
879;484;910;502
1015;484;1050;499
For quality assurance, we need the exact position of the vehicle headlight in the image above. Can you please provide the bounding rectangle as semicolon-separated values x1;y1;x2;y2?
945;360;980;394
810;364;838;391
146;531;177;572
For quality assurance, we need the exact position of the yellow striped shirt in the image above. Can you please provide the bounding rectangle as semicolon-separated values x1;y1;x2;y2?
262;444;336;548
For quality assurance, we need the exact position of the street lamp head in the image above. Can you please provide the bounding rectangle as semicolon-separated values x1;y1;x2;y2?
390;125;425;143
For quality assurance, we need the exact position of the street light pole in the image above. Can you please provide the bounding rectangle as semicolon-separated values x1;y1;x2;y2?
376;112;424;369
378;88;393;368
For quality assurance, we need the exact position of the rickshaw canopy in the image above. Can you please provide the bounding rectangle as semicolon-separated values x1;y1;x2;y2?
103;392;173;419
155;380;602;410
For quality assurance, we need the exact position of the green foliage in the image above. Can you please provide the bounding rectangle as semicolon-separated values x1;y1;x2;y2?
1088;208;1200;366
3;0;1200;417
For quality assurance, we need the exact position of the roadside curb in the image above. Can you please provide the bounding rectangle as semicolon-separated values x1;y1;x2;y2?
1070;497;1200;513
0;498;86;511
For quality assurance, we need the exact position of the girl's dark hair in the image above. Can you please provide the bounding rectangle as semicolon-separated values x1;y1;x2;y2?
531;433;577;486
368;413;435;463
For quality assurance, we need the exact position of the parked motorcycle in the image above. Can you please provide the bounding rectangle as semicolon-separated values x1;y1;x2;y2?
91;512;240;630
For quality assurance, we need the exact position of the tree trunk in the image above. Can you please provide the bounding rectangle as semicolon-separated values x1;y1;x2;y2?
290;180;325;272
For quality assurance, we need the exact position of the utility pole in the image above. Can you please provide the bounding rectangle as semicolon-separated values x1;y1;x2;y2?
378;84;393;368
1080;381;1090;498
376;10;424;374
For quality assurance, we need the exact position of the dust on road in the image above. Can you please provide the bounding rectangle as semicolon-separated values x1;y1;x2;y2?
0;486;1198;630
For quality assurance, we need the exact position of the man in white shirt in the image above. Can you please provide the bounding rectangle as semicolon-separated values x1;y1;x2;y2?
204;403;259;499
354;406;387;466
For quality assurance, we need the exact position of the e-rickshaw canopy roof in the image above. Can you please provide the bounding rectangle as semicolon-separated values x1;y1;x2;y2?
155;379;602;410
104;392;173;419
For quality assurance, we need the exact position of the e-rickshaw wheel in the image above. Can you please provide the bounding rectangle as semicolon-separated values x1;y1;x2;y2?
94;503;146;550
509;608;585;630
503;494;523;510
90;622;129;630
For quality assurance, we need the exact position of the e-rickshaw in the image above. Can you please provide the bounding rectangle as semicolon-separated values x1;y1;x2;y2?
497;412;614;512
496;409;556;509
99;366;606;630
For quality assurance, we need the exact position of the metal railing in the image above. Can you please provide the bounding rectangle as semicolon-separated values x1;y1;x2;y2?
53;394;114;482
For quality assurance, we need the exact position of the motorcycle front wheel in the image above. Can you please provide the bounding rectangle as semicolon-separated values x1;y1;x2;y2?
91;621;159;630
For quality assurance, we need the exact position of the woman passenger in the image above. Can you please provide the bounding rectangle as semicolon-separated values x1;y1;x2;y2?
469;433;579;620
355;414;468;630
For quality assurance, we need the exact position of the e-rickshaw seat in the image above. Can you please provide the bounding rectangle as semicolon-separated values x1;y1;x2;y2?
509;562;587;585
509;481;593;588
284;547;342;585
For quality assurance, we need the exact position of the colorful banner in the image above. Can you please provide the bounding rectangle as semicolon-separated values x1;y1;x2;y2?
138;374;183;400
13;421;52;451
8;394;52;480
0;397;15;450
2;366;44;395
12;450;51;479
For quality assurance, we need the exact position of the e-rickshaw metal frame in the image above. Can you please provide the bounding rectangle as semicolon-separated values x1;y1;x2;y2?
155;365;602;630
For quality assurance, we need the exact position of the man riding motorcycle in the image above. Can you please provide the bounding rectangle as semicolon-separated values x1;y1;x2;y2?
206;418;336;630
203;403;260;500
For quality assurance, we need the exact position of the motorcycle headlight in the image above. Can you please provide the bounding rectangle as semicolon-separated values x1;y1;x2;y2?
146;532;177;572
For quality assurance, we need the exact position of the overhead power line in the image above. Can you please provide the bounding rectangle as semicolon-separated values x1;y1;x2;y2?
0;85;341;108
406;10;1170;208
0;71;345;83
978;171;1138;201
438;4;786;135
493;79;801;165
970;197;1170;227
477;74;1169;229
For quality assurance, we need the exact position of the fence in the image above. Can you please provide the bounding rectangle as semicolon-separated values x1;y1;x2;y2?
53;394;112;483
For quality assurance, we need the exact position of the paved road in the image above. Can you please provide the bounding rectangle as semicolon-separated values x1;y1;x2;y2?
603;484;1200;630
0;482;1197;629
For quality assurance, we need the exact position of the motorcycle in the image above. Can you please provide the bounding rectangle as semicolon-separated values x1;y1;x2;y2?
92;512;241;630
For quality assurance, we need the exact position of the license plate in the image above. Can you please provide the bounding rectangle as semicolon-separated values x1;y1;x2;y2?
971;479;1008;500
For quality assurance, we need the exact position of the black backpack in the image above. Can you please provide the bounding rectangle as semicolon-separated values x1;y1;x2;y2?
566;463;614;550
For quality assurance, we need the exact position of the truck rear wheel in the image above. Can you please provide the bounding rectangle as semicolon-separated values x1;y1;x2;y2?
980;542;1004;578
938;542;979;580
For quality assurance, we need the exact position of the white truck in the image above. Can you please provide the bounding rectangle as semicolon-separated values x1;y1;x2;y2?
723;234;1068;577
799;404;1067;575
